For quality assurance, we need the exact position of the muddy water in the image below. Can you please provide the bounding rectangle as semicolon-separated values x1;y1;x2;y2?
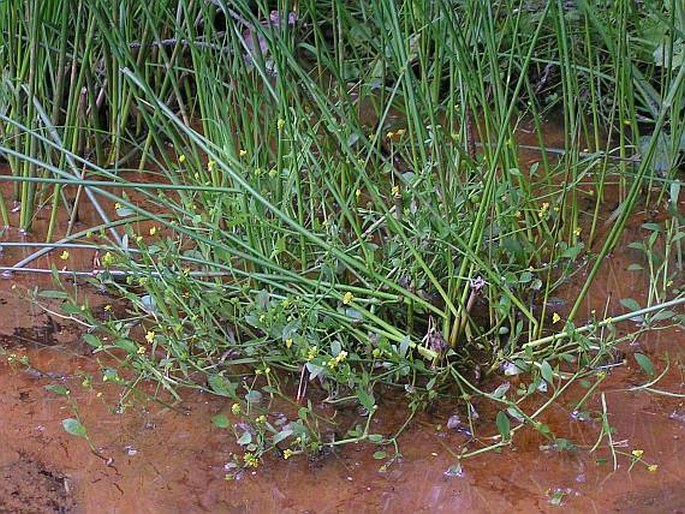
1;245;684;513
1;147;685;512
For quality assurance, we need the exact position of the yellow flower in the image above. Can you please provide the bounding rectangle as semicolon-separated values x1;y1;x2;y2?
631;449;644;458
386;131;395;139
137;346;146;355
391;185;401;198
104;304;112;312
59;250;70;260
574;227;582;236
149;226;158;236
239;149;247;157
208;160;216;171
283;449;294;460
277;118;286;131
102;252;114;266
285;338;293;349
231;403;242;415
552;312;561;324
355;189;362;200
145;331;155;343
647;464;658;472
178;154;186;163
539;202;550;218
342;291;354;305
243;452;260;468
306;346;319;361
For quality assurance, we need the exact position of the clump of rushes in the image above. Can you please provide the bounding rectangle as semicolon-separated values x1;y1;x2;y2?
2;0;685;467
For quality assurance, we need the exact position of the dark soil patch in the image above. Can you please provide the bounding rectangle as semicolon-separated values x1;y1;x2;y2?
0;453;76;514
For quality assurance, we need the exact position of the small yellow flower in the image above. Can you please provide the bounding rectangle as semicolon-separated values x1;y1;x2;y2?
342;291;354;305
283;449;294;460
115;202;122;210
306;346;319;361
277;118;286;131
255;415;267;424
102;252;114;266
231;403;242;415
145;330;155;343
137;346;146;355
395;128;406;137
96;392;104;398
647;464;658;472
208;160;216;171
104;304;112;312
59;250;70;260
574;227;582;236
179;154;186;164
539;202;550;218
631;449;644;458
355;189;362;200
386;131;395;139
552;312;561;324
149;226;158;236
285;338;293;349
391;185;401;198
239;149;247;157
243;452;260;468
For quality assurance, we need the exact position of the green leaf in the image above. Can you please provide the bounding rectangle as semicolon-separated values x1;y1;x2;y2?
372;450;387;460
212;414;230;429
115;206;136;217
634;353;655;377
356;387;375;411
244;390;263;405
496;411;511;441
620;298;641;312
115;339;138;354
491;382;510;399
208;375;238;398
670;179;680;206
272;429;293;445
38;290;69;299
44;384;70;396
651;310;674;321
540;360;554;386
82;334;101;348
237;431;252;446
62;418;87;438
399;335;410;358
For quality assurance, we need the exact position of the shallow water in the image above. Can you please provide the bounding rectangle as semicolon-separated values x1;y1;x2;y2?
1;130;684;512
1;242;684;513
